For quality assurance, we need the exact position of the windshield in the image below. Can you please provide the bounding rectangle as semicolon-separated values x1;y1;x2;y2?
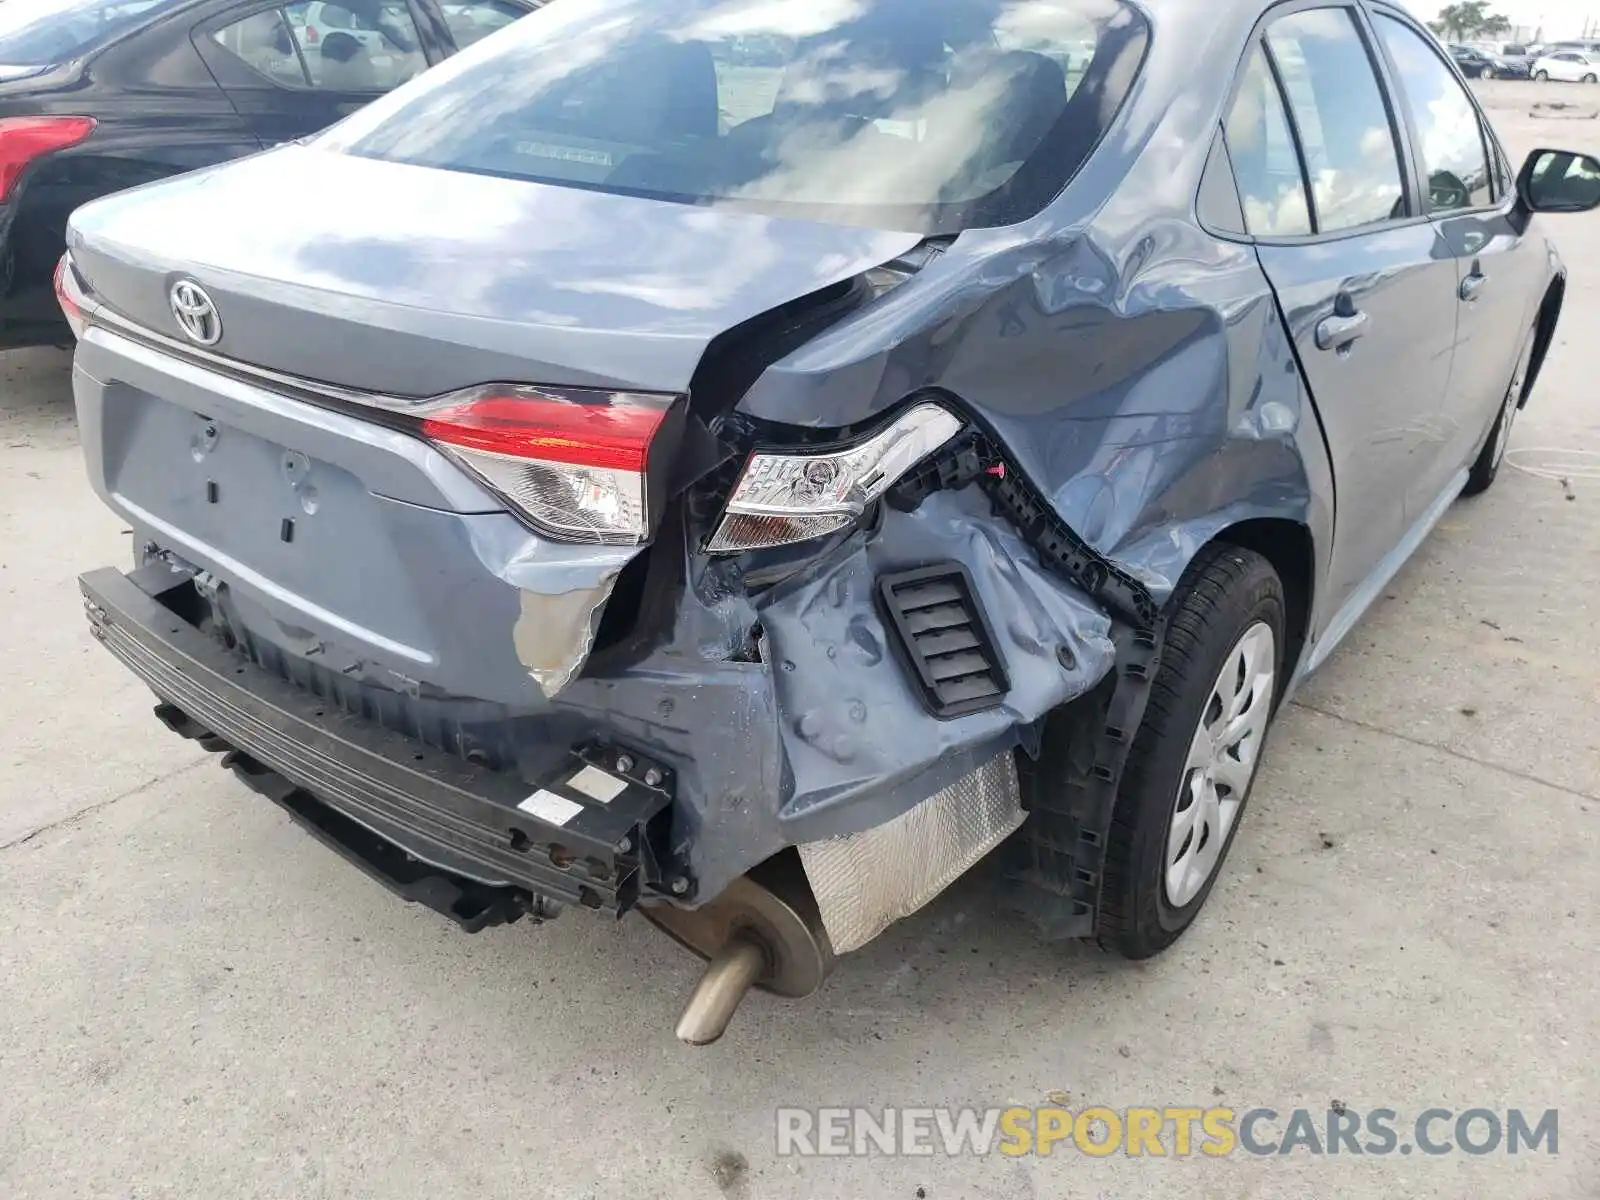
318;0;1149;233
0;0;181;65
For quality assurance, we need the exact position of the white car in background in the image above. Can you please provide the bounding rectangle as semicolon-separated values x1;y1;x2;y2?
1532;49;1600;82
298;0;391;55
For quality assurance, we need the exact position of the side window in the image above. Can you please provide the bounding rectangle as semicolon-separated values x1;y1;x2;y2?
285;0;427;90
1223;44;1313;235
1264;7;1406;232
211;9;308;86
440;0;524;50
1377;16;1492;212
214;1;426;90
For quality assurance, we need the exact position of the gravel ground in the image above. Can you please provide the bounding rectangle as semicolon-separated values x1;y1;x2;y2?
0;80;1597;1200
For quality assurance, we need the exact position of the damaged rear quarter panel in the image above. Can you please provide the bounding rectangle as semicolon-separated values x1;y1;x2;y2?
597;2;1343;903
734;0;1335;651
738;224;1333;628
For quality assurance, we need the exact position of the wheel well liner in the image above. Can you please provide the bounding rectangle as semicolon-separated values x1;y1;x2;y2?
1213;517;1314;686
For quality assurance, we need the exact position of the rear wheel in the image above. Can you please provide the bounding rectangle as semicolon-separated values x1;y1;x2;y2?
1483;66;1497;79
1584;72;1598;83
1535;69;1549;81
1095;545;1285;960
1464;324;1538;496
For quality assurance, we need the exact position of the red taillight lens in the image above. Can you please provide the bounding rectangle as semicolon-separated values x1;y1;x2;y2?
419;386;676;544
304;24;319;41
53;253;88;340
421;391;668;472
0;116;96;202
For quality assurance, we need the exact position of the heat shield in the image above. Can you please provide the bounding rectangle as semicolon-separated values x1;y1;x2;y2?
798;752;1024;953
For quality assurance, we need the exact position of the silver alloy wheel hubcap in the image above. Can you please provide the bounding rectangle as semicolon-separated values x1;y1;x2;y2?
1165;621;1276;908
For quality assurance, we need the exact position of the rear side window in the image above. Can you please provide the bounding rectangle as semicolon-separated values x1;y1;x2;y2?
1223;43;1313;236
211;0;427;91
1264;7;1406;233
210;9;305;86
1375;15;1492;212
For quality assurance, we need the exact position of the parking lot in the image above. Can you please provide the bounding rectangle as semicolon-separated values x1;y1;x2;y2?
1;79;1597;1199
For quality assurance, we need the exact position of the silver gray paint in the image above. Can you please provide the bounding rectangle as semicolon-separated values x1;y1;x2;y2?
66;146;924;396
66;0;1566;903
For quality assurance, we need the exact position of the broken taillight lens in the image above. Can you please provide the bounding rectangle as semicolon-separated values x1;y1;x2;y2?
418;385;676;544
706;402;963;554
53;253;88;340
0;115;95;202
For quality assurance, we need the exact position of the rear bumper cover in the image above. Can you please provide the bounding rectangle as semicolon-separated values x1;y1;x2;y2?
80;564;673;920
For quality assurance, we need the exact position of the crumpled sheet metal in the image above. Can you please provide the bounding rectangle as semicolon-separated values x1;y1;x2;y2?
798;751;1023;953
758;486;1117;842
557;487;1118;905
460;510;639;697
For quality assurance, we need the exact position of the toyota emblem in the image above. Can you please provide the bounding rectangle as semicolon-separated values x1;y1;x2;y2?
169;280;221;345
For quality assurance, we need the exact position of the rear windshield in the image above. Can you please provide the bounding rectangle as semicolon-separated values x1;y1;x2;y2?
0;0;182;65
319;0;1149;233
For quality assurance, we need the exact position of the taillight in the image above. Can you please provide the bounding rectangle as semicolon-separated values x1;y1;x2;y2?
53;253;88;340
0;116;95;202
419;385;677;544
304;24;319;41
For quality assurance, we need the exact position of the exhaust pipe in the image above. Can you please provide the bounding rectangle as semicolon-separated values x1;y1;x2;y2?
645;854;834;1046
674;936;767;1045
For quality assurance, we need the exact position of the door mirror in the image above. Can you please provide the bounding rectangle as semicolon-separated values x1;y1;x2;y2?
1519;148;1600;213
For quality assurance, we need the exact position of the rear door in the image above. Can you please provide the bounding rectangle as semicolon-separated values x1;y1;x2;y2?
1226;3;1460;617
1369;9;1546;484
194;0;438;147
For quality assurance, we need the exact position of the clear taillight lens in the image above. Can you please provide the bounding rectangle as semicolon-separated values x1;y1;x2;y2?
53;253;88;339
418;385;676;544
707;402;963;554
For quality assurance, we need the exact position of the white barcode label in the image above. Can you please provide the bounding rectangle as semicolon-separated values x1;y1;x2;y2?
567;765;628;804
517;789;584;827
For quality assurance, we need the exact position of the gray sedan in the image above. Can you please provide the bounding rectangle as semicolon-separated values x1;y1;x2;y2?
57;0;1600;1042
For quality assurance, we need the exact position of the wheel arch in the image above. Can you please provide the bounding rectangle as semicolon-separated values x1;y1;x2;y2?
1210;517;1316;686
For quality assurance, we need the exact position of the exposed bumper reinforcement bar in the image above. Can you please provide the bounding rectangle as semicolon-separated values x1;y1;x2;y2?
79;566;674;925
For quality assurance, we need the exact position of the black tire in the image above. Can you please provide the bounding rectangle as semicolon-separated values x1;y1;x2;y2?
1483;66;1497;79
1463;324;1538;497
1535;70;1549;81
1584;73;1597;83
1095;545;1285;960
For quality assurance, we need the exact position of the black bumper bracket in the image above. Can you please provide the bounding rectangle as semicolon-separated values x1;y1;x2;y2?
81;566;674;925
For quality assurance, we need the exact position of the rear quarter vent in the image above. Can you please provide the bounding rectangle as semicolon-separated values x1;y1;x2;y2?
877;563;1010;719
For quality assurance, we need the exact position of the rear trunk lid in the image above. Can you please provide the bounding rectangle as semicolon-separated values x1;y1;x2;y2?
66;143;923;397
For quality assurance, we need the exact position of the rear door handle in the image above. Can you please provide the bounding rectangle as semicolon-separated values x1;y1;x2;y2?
1315;310;1369;352
1460;271;1489;301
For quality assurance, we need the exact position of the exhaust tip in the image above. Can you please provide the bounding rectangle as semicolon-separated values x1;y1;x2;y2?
647;855;835;1046
673;936;767;1045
